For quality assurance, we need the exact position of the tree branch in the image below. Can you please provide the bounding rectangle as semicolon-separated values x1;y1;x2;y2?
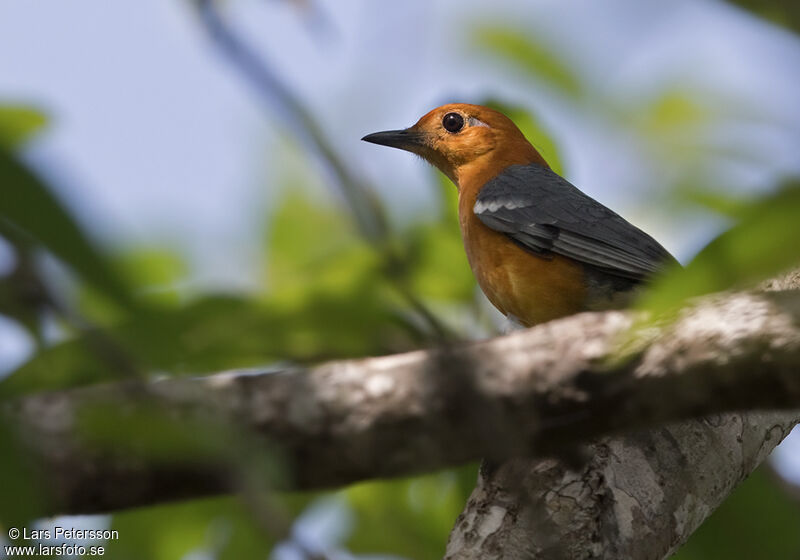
446;411;796;559
445;269;800;559
3;272;799;521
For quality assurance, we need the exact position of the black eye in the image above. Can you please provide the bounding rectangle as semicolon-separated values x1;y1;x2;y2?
442;112;464;133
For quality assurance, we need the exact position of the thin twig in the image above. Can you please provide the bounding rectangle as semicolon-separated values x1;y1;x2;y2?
193;0;455;340
194;0;386;242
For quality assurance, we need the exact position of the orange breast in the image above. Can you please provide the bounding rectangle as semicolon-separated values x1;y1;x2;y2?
458;189;588;327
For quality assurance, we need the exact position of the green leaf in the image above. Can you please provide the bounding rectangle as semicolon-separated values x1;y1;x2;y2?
264;188;420;350
93;403;319;559
474;27;583;99
401;171;475;304
265;189;378;302
620;90;716;161
639;181;800;315
404;220;474;303
636;91;708;135
0;151;136;311
674;466;800;559
673;185;752;218
76;402;320;560
77;248;189;324
725;0;800;33
107;497;277;560
344;465;478;559
0;296;282;396
0;105;47;149
114;248;188;294
0;422;46;525
5;185;396;394
2;287;411;397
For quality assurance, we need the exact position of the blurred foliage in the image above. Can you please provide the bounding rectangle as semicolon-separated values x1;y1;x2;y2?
265;188;385;307
402;171;475;306
619;90;713;152
111;249;189;305
0;150;137;312
106;496;283;560
1;0;799;557
473;11;800;559
344;464;478;559
0;187;429;397
0;105;47;149
636;92;705;134
474;16;800;319
674;466;800;559
1;282;413;398
473;21;776;195
727;0;800;33
475;27;584;100
638;181;800;316
0;93;481;553
0;421;44;526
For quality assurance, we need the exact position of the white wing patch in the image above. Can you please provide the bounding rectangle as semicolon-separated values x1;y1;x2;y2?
474;198;531;213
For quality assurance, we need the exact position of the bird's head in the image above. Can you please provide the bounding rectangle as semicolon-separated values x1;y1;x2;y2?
362;103;547;187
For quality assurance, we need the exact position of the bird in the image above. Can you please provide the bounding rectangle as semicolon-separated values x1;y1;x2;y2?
362;103;678;327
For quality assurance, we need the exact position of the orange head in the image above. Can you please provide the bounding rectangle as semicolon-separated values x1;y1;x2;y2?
362;103;548;187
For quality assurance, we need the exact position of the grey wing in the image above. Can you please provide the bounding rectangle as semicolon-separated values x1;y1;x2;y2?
474;164;678;281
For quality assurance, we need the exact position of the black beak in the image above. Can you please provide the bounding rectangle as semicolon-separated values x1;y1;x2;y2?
361;129;428;151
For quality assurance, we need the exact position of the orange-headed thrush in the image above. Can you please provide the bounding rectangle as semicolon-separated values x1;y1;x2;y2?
363;103;677;327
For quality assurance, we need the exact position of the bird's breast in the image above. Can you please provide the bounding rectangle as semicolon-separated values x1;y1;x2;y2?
458;190;588;327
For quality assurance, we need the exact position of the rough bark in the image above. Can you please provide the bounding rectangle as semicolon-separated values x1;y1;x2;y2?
445;270;800;559
445;413;795;559
2;273;799;535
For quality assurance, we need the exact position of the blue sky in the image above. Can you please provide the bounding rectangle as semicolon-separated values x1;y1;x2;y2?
3;0;799;279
